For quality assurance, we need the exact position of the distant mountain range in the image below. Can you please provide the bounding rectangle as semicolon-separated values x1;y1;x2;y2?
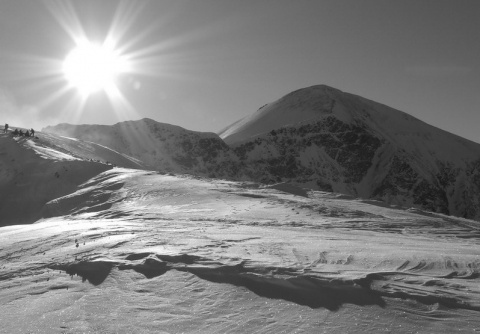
43;85;480;220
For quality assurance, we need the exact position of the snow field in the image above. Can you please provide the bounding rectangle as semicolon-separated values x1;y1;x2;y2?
2;167;480;332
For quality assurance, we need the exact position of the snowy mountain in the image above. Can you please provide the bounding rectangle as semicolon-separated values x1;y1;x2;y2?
43;118;238;178
220;85;480;220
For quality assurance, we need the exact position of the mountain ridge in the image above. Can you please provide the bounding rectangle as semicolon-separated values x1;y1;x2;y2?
41;85;480;220
43;118;238;177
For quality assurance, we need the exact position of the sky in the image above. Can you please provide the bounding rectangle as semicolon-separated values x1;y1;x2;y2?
0;0;479;143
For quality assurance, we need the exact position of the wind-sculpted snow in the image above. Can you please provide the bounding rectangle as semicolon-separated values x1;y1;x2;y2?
2;168;480;332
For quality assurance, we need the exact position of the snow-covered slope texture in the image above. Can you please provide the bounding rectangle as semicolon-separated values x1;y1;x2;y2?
221;85;480;221
44;118;239;178
0;130;112;225
2;167;480;333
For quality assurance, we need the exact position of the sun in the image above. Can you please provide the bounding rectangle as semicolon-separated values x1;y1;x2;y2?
63;40;129;95
27;0;173;122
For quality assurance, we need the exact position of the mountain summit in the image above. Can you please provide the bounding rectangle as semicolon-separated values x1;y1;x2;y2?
220;85;475;154
219;85;345;145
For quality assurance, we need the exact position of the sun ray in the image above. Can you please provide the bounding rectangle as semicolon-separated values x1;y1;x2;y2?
104;83;140;121
35;84;72;110
104;0;148;50
2;53;62;82
59;93;89;125
44;0;87;46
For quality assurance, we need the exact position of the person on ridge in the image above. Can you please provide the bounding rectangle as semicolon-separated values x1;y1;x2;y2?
30;128;35;137
4;123;8;133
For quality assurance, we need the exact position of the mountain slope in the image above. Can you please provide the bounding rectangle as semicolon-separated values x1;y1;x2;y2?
0;131;113;225
44;118;238;178
221;85;480;220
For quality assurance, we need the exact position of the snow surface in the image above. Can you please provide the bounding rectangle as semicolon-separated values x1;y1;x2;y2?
2;127;480;333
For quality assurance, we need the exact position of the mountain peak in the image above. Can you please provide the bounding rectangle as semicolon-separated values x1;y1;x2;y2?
219;85;348;145
285;84;343;96
219;85;475;151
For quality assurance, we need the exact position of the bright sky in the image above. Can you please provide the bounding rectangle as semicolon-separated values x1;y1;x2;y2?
0;0;479;143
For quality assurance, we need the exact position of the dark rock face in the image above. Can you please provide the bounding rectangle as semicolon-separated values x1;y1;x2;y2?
306;117;382;183
232;116;383;188
373;155;417;198
462;159;480;219
372;153;449;214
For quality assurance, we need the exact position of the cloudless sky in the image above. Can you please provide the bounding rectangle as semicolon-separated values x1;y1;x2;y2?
0;0;479;143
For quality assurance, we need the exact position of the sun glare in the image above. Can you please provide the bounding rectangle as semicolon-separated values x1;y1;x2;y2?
63;41;129;95
22;1;175;124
